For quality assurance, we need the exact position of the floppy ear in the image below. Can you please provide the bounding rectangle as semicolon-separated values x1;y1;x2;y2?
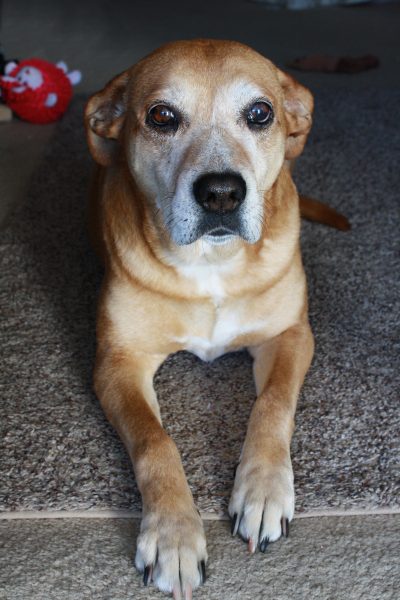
277;69;313;160
84;70;130;166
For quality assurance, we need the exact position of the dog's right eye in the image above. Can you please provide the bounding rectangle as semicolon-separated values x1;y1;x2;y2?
147;104;178;130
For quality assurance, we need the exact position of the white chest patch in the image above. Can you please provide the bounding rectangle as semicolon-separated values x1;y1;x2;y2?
177;312;266;362
183;266;225;301
169;245;266;359
164;239;244;304
173;258;228;305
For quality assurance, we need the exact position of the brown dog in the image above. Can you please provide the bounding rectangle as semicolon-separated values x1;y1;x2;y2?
85;39;342;599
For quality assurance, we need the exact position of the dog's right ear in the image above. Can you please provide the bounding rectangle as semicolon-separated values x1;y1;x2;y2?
85;71;130;166
276;69;313;160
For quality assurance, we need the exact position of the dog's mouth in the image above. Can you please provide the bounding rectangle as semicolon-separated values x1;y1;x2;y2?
202;226;238;245
208;227;234;237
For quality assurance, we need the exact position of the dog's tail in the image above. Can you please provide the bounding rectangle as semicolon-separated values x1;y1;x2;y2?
299;195;351;231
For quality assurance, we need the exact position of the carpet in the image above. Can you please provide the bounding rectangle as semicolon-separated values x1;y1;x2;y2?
0;89;399;515
1;515;399;599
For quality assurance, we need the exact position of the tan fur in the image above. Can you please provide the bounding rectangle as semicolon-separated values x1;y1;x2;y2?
85;39;319;598
299;194;351;230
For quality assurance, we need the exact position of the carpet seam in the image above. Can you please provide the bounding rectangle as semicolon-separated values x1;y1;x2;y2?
1;507;399;521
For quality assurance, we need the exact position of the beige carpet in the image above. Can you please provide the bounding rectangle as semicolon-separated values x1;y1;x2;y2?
1;514;399;599
0;89;399;516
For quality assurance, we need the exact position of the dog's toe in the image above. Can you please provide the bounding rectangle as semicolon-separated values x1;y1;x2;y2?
135;506;207;598
229;461;294;552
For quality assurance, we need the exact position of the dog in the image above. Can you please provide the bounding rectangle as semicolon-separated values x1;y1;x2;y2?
85;39;348;599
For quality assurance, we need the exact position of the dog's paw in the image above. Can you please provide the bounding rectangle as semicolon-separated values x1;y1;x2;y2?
135;504;207;599
228;460;294;552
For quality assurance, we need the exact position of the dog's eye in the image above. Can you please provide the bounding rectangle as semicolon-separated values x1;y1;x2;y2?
247;101;273;126
147;104;178;129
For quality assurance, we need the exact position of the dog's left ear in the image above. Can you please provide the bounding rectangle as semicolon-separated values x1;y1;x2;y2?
277;69;314;160
84;70;130;166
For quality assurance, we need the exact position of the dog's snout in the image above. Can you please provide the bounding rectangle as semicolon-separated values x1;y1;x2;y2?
193;172;246;214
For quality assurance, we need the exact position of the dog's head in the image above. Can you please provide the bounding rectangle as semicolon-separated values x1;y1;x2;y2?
85;40;313;247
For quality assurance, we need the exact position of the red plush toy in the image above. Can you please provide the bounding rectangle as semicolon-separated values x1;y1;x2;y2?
0;58;81;123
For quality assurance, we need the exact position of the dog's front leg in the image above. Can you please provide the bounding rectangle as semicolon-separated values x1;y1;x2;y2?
95;348;207;598
229;321;314;552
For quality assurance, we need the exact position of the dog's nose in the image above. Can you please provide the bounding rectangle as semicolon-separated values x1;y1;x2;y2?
193;172;246;214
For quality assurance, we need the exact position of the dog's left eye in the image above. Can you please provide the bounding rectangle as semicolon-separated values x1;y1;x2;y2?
247;101;274;126
147;104;178;129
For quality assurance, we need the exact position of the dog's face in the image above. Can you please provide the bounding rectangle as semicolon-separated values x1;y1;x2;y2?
86;40;313;246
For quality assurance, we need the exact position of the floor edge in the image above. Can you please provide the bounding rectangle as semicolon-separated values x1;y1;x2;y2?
1;506;399;521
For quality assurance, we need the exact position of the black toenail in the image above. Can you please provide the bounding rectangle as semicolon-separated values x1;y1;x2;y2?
260;537;269;553
281;517;289;538
143;565;151;586
200;560;207;583
231;513;238;536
